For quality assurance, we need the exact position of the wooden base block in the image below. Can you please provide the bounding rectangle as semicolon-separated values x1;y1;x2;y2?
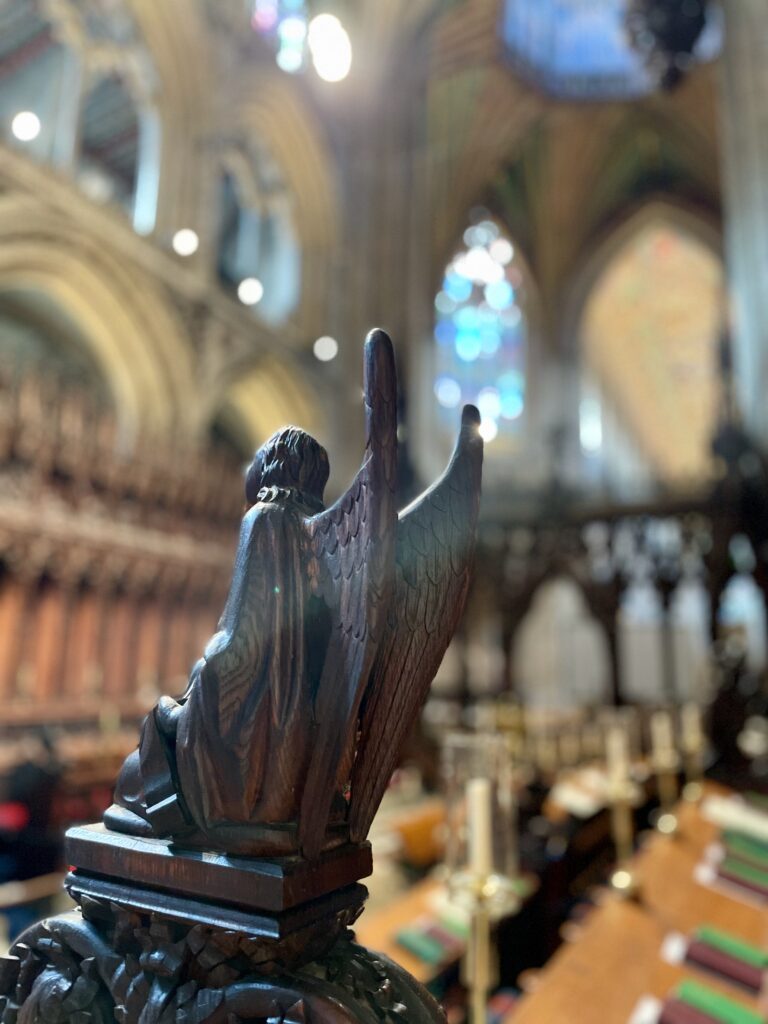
66;823;373;913
66;869;368;942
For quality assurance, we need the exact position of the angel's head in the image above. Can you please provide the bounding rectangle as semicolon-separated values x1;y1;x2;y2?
245;426;330;510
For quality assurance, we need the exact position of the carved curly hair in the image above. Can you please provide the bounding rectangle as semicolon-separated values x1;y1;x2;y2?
245;427;330;508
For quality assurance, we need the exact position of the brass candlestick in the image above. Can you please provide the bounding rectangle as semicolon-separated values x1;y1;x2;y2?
460;779;504;1024
443;733;521;1023
650;709;680;834
606;724;639;897
461;877;496;1024
680;702;705;802
608;779;640;897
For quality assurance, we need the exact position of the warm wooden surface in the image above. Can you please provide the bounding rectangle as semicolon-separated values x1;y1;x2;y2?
356;871;538;987
355;877;446;985
512;900;759;1024
638;797;767;943
509;790;768;1023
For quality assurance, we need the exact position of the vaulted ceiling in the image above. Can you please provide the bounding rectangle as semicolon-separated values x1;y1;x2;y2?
0;0;727;489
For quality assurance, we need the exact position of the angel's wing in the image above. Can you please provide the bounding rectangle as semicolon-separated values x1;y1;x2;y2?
298;329;398;858
348;405;483;841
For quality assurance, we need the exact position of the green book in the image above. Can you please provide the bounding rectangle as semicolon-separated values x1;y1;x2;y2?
695;925;768;970
721;855;768;891
436;911;470;941
724;830;768;866
395;927;445;965
676;979;764;1024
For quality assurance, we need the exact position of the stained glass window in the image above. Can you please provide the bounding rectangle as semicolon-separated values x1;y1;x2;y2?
433;218;527;447
582;220;724;482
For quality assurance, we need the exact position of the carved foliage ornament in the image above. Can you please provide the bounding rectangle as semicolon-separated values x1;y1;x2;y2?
0;902;444;1023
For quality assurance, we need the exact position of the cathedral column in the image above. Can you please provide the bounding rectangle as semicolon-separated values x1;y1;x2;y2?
317;13;433;495
719;1;768;438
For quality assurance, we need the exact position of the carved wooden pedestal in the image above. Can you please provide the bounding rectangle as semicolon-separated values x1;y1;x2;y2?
0;827;445;1023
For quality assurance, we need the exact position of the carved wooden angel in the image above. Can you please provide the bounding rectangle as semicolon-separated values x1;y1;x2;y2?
106;330;483;859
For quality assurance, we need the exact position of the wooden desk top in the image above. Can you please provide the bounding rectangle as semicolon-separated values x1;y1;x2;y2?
356;872;538;987
511;899;759;1024
510;790;768;1023
354;876;445;985
637;797;767;943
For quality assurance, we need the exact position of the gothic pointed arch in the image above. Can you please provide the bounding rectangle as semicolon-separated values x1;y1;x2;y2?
0;194;198;443
566;200;725;486
207;356;325;460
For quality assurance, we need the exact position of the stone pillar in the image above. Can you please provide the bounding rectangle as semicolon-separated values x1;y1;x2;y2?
321;26;431;496
719;0;768;438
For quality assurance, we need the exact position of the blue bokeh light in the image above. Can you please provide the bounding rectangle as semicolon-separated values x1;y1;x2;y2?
434;376;462;408
455;330;482;362
484;280;514;311
443;272;473;303
434;319;456;346
434;217;526;440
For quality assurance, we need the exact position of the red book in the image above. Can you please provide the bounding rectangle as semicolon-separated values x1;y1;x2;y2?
718;866;768;900
660;998;718;1024
687;940;764;993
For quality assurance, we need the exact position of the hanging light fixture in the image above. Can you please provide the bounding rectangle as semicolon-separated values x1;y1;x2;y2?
625;0;709;89
307;13;351;82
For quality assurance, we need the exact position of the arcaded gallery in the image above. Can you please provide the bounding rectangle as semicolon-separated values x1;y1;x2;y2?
1;1;768;1021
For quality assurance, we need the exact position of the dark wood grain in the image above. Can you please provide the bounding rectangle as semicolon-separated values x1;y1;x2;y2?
103;328;483;862
66;825;372;913
349;404;483;841
0;904;445;1024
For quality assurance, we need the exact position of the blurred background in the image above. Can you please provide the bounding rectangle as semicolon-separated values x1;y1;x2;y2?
1;0;768;1016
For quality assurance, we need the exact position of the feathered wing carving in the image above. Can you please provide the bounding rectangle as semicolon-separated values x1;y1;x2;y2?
298;329;398;858
348;404;483;841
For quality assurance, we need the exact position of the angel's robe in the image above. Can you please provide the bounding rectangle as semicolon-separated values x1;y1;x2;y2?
175;497;329;840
